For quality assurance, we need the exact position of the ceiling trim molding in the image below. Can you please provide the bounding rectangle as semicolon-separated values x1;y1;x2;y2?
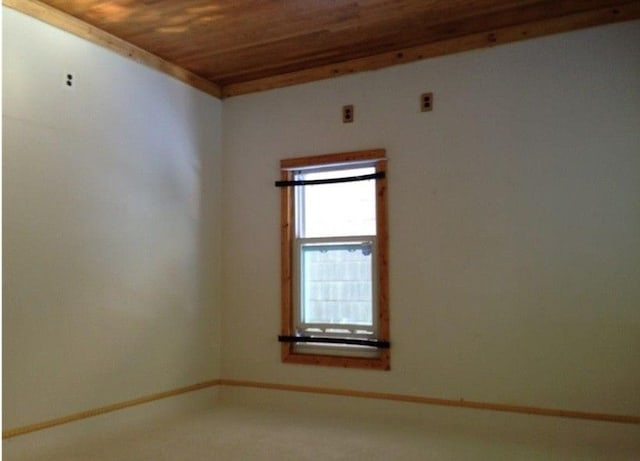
3;0;223;99
221;1;640;98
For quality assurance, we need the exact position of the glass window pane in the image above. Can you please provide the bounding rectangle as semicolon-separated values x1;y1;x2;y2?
300;242;373;326
298;167;376;238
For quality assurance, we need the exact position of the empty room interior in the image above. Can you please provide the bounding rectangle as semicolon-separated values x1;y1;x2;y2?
2;1;640;459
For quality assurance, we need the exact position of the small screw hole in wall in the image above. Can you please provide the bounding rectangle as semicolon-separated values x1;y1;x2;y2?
66;74;73;87
421;92;433;112
342;104;354;123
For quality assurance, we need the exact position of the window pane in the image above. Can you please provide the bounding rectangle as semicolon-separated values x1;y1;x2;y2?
298;167;376;238
300;242;373;326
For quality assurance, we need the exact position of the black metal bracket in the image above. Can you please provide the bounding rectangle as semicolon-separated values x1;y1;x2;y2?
278;335;390;349
275;171;384;188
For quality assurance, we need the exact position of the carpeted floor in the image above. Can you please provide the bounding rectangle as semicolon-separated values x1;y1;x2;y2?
4;387;640;460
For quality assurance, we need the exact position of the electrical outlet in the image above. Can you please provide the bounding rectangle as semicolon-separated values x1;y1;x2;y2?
342;104;354;123
66;73;74;88
420;92;433;112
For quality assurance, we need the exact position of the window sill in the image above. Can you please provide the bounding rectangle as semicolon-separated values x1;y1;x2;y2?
281;345;390;370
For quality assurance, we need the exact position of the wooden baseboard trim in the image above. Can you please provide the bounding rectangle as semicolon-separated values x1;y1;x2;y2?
4;377;638;439
218;379;640;425
2;379;221;439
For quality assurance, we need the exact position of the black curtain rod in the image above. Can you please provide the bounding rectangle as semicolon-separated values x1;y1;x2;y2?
275;171;384;188
278;335;390;349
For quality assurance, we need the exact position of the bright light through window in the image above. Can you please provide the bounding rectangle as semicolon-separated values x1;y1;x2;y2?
301;242;373;326
297;167;376;238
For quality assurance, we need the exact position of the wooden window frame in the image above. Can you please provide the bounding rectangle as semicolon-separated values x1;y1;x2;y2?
280;149;390;370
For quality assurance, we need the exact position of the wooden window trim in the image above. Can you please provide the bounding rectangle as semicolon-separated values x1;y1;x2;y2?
280;149;390;370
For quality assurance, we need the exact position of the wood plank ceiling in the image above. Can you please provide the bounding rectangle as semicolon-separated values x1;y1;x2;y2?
10;0;640;97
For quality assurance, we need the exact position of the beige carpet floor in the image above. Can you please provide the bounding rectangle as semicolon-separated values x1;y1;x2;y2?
4;387;640;460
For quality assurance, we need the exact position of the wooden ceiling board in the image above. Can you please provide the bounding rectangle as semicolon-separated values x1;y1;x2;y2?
221;2;640;97
193;0;637;84
7;0;640;97
40;1;542;63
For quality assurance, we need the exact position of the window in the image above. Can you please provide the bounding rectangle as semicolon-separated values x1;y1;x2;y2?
278;149;389;370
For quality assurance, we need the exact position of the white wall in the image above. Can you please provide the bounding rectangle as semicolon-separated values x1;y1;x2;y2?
3;5;639;435
221;21;640;416
3;8;223;428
